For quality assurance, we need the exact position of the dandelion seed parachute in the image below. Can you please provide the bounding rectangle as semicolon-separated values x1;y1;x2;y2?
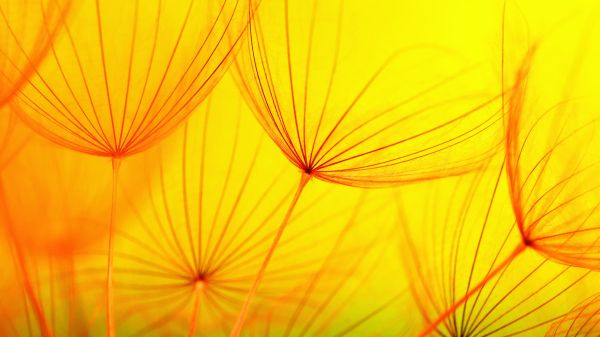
229;0;504;332
7;1;253;334
414;3;600;335
505;22;600;271
481;0;600;272
234;0;502;187
112;79;383;336
0;0;71;107
400;160;598;337
11;0;250;158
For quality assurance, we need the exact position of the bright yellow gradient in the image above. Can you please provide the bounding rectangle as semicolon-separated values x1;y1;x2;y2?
0;1;598;336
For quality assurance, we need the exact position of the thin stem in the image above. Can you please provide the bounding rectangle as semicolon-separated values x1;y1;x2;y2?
0;182;54;337
106;157;121;337
415;243;526;337
187;282;204;337
228;172;311;337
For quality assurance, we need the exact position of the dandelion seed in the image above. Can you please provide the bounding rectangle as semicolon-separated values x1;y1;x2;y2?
505;36;600;271
111;80;379;336
401;160;595;337
229;0;503;333
414;4;600;335
8;1;253;335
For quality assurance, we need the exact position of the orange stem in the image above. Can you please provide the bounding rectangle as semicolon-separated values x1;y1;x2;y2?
415;243;526;337
228;172;311;337
187;282;204;337
106;158;121;337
